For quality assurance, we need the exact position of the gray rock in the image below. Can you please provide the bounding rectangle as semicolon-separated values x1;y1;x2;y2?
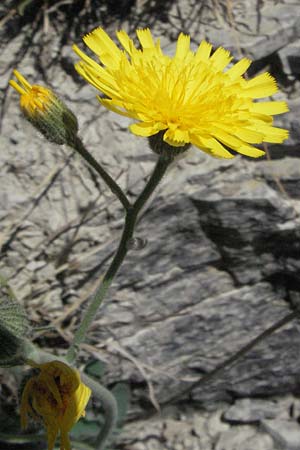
215;426;273;450
258;157;300;199
223;398;280;423
278;39;300;76
166;0;300;60
266;95;300;152
261;419;300;449
190;176;297;285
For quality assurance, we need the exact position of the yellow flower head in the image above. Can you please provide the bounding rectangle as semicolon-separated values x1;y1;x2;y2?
73;28;289;158
10;70;78;145
20;360;91;450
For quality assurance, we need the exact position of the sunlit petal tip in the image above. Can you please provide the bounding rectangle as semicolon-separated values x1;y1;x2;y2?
178;32;190;39
250;100;289;115
83;26;104;41
12;69;32;90
116;30;133;53
72;44;83;58
263;127;289;143
244;72;278;97
83;30;104;51
136;28;155;49
226;57;252;78
175;33;191;59
247;71;276;86
196;40;213;60
237;146;265;158
9;79;26;95
211;46;231;59
282;102;290;113
13;68;21;78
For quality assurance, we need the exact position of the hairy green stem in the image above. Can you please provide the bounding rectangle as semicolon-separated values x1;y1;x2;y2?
82;373;118;450
66;154;173;363
72;137;130;211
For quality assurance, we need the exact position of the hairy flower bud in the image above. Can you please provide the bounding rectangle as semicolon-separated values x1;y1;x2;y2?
10;70;78;146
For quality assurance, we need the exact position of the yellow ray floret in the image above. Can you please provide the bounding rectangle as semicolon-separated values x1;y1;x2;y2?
20;360;91;450
73;28;289;158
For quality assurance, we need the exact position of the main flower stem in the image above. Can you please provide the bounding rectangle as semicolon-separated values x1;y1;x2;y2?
66;154;173;363
72;137;130;211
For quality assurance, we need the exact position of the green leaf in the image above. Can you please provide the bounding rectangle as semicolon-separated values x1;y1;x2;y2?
112;383;131;426
71;418;101;442
84;359;106;380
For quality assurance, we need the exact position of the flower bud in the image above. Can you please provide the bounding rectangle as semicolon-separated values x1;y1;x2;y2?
10;70;78;146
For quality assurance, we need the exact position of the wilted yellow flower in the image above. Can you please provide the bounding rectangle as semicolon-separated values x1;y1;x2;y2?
73;28;289;158
20;360;91;450
10;70;78;145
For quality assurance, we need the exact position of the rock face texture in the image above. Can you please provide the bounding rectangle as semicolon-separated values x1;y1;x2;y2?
1;0;300;449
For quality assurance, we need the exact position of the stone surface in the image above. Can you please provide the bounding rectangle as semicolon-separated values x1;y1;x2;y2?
165;0;300;60
223;398;281;424
278;39;300;77
261;419;300;450
215;426;274;450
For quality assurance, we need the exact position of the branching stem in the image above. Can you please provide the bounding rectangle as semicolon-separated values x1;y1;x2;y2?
66;154;173;363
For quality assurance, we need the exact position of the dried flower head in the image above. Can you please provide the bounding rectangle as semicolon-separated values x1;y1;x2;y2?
20;360;91;450
73;28;289;158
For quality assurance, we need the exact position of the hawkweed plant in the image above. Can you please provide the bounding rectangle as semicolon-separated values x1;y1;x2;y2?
4;28;290;450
